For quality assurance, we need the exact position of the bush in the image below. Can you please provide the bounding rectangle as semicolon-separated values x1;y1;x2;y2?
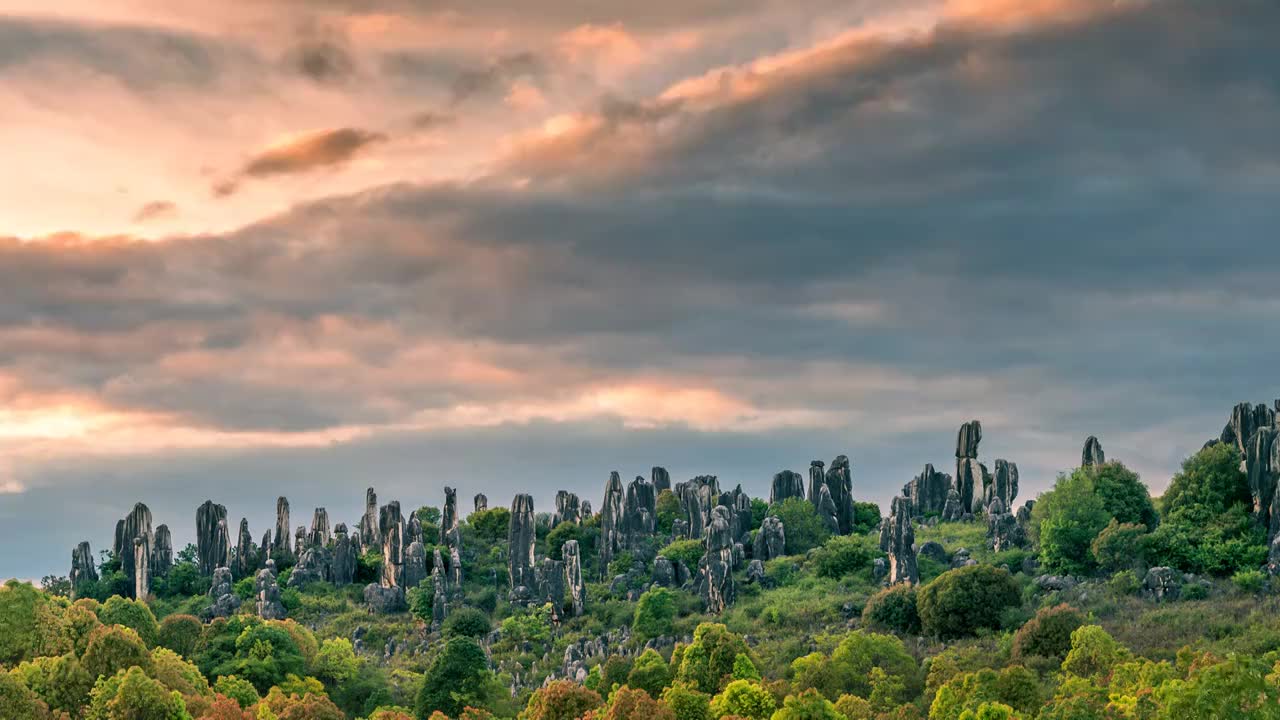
214;675;260;709
768;498;831;555
627;649;672;698
523;679;603;720
633;587;678;640
444;607;491;638
82;624;152;679
1232;569;1267;595
676;623;751;694
416;637;494;718
1090;520;1148;573
811;536;874;579
1011;604;1084;662
157;613;202;657
662;682;711;720
852;503;883;534
1108;570;1140;596
710;679;775;719
862;585;921;635
1181;582;1209;601
1090;462;1159;529
918;566;1021;640
659;540;706;571
604;685;675;720
1030;470;1111;575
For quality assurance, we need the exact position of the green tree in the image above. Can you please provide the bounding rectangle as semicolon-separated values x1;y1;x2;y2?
157;614;203;658
546;521;588;561
604;685;675;720
662;682;711;720
150;647;212;699
83;624;154;680
710;680;775;720
1162;443;1251;518
732;654;760;682
0;580;65;664
852;502;883;534
771;689;843;720
1030;471;1111;574
213;675;260;709
85;666;191;720
634;587;678;640
791;632;917;703
0;672;51;720
98;595;160;646
811;536;875;580
659;540;706;571
928;667;1039;720
215;622;307;693
517;676;601;712
1157;654;1280;719
1089;521;1148;573
416;637;494;719
677;623;752;694
1061;625;1131;679
768;498;831;555
315;638;361;686
628;649;673;698
444;607;491;639
1011;604;1084;662
917;565;1020;640
1090;462;1158;529
861;584;920;635
467;508;512;546
656;490;681;534
16;653;94;717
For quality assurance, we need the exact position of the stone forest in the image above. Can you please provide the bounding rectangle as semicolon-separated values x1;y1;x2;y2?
8;399;1280;720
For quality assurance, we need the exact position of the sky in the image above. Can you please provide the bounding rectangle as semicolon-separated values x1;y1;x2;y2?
1;0;1279;581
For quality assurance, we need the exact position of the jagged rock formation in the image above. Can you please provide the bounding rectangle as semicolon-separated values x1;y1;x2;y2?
652;556;676;587
536;557;567;619
474;493;488;513
294;526;306;558
364;584;407;613
152;525;173;577
770;470;805;505
448;546;463;592
986;499;1022;552
746;559;767;586
1223;402;1276;455
404;541;428;589
986;459;1019;511
309;508;331;547
675;475;720;540
202;567;240;620
699;506;736;613
331;524;357;585
378;501;405;589
407;511;424;547
625;475;657;537
598;472;626;577
234;519;256;578
553;490;582;526
273;497;293;563
564;539;585;617
1082;436;1105;468
290;546;330;587
918;541;948;564
955;420;985;514
885;496;918;585
580;501;593;519
113;503;155;598
941;487;964;521
441;486;460;548
814;485;840;534
508;494;538;601
753;516;786;560
908;464;951;517
196;501;231;577
1247;428;1278;529
807;461;826;506
722;485;753;542
431;565;449;627
70;541;97;598
652;466;671;494
360;488;380;552
1142;567;1181;602
824;455;856;535
255;562;287;619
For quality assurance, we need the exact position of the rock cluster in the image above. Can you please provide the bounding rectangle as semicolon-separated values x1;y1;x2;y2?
552;491;582;526
906;463;951;518
196;501;232;577
309;508;331;547
203;567;241;620
753;516;786;561
255;562;287;619
113;502;156;598
360;488;380;551
985;459;1019;511
824;456;857;535
599;471;659;577
331;524;357;586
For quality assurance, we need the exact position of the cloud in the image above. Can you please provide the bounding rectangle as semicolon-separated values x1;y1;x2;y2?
215;128;388;195
450;52;546;104
132;201;177;223
287;38;357;84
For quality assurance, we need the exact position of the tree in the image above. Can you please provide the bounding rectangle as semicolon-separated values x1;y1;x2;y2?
1090;462;1158;529
604;686;675;720
1011;604;1084;662
928;668;1039;720
861;584;920;635
64;602;105;655
203;694;255;720
710;680;775;720
1061;625;1130;679
1089;521;1148;573
158;614;203;658
15;653;92;717
917;565;1020;640
213;676;260;709
659;540;706;571
811;536;875;580
1029;471;1112;574
0;580;65;664
834;694;873;720
633;587;678;640
83;624;154;680
732;654;760;682
214;622;307;693
150;647;212;699
98;595;160;646
1162;443;1251;519
444;607;491;639
467;508;512;546
677;623;752;694
521;679;602;720
662;682;711;720
417;637;494;719
852;502;883;534
256;687;345;720
791;632;917;704
85;666;191;720
547;521;588;561
315;638;361;686
772;689;843;720
628;649;673;698
657;490;681;534
0;672;52;720
1157;654;1280;719
40;575;71;597
767;498;831;555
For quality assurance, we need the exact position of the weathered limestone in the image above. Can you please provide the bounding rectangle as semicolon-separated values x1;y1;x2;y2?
955;420;984;514
815;485;840;534
986;499;1024;552
364;584;407;613
407;512;424;547
699;506;736;613
553;491;582;526
956;420;983;459
255;562;287;619
448;546;463;592
234;519;256;578
294;526;306;558
564;539;585;617
474;493;488;513
652;467;671;494
203;567;240;620
987;459;1019;511
825;455;856;535
807;461;826;507
508;494;538;601
580;501;593;519
675;475;720;540
431;566;449;626
273;497;293;562
886;496;918;585
625;476;657;538
115;502;154;597
754;516;786;560
908;464;951;517
152;525;173;577
1223;402;1276;455
290;546;331;587
361;488;380;551
309;508;331;547
331;524;357;585
1142;567;1181;602
599;472;626;578
380;501;405;588
721;485;753;542
196;501;231;577
770;470;805;505
70;541;98;598
1247;428;1278;530
441;486;461;549
1082;436;1105;468
133;538;150;598
404;541;428;589
536;557;567;619
941;487;964;522
746;559;767;586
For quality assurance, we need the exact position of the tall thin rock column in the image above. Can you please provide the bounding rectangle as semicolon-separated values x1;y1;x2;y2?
152;525;173;577
508;494;538;601
807;461;826;507
441;486;460;546
563;539;585;617
474;493;488;513
1082;436;1105;468
886;496;918;585
115;502;154;598
825;456;856;535
599;472;626;578
700;507;736;613
309;508;331;547
361;488;380;552
70;541;97;598
133;537;151;599
273;497;293;563
955;420;985;516
380;501;405;588
197;501;231;576
652;466;671;494
769;470;805;505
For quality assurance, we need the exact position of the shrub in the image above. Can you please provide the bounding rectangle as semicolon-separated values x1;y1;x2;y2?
157;613;203;657
791;632;917;703
677;623;752;694
1090;520;1148;573
811;536;874;579
1061;625;1130;678
1108;570;1140;596
768;498;831;555
1011;604;1084;662
659;540;706;571
604;685;675;720
773;689;843;720
1030;471;1111;575
657;490;681;535
852;502;883;534
633;587;678;640
84;666;189;719
522;679;602;720
862;585;921;635
709;679;775;720
1232;569;1267;594
1090;462;1158;529
627;649;672;698
444;607;492;638
1181;582;1209;601
82;624;153;679
662;682;711;720
417;637;494;718
213;675;260;709
918;566;1021;640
